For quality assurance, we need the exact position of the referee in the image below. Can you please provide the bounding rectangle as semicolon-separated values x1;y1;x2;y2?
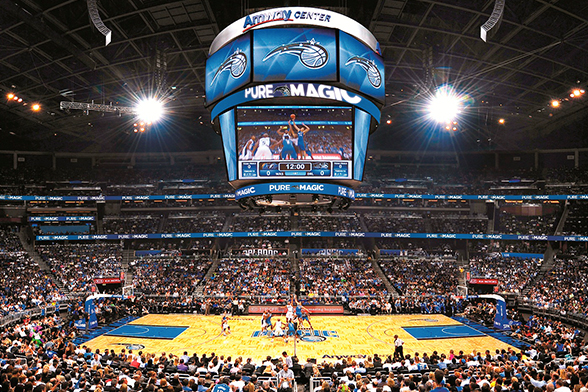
394;335;404;359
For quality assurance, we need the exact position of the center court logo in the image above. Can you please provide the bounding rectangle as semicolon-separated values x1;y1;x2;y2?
251;329;338;342
211;49;248;85
263;39;328;69
116;343;146;350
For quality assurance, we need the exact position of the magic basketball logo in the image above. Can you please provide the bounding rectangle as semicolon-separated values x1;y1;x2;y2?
211;49;248;85
263;39;328;69
115;343;146;350
345;56;382;88
251;329;339;342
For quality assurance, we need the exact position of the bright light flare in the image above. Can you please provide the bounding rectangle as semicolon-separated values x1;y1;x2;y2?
7;93;14;100
135;98;164;123
32;104;41;112
551;100;560;108
498;118;505;124
427;87;463;123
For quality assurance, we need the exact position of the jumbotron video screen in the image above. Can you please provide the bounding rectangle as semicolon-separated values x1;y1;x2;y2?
236;106;353;180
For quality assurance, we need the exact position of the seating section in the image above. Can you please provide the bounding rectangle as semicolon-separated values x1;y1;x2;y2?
37;243;122;292
201;258;292;298
130;257;213;296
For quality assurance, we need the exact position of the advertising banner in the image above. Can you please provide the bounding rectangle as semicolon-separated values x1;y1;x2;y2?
248;304;344;314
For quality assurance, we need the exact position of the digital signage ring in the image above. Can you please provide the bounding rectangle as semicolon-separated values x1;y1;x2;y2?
236;106;353;180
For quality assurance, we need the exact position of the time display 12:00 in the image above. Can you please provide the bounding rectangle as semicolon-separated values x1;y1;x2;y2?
279;163;312;171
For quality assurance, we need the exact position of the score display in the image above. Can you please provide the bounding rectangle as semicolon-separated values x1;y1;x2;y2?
236;106;353;180
241;161;350;178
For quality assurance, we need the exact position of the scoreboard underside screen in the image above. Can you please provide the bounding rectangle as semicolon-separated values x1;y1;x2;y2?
236;105;353;180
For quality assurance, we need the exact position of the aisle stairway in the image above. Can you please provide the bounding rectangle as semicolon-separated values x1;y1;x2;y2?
521;245;555;297
370;258;396;297
193;253;221;296
19;228;67;293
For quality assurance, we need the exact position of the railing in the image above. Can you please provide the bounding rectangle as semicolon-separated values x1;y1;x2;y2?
0;303;69;327
517;300;588;329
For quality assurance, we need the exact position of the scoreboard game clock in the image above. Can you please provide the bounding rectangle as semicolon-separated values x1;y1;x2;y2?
240;161;350;179
205;6;384;209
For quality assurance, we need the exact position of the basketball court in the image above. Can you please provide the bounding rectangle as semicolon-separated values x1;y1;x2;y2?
83;314;519;362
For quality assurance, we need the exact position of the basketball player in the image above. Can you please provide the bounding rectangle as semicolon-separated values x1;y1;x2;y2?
295;300;313;330
290;121;313;159
285;316;298;343
272;318;285;342
253;133;277;160
285;300;294;323
221;314;231;336
261;310;270;332
281;134;297;160
240;135;256;160
274;126;297;160
266;310;273;332
299;307;313;330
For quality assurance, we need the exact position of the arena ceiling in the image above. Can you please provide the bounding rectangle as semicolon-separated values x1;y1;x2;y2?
0;0;587;153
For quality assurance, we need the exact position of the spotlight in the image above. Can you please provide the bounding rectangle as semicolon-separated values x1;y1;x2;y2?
135;98;164;123
32;104;41;112
427;86;462;123
13;96;18;101
498;118;505;124
572;89;582;97
7;93;14;100
17;98;22;102
551;100;560;108
386;119;392;125
133;129;138;133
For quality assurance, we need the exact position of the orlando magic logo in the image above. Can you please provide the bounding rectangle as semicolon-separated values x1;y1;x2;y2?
274;85;291;96
263;38;328;69
211;49;247;85
115;343;145;350
345;56;382;88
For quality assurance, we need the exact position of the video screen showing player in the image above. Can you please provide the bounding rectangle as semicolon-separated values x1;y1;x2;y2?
236;106;352;162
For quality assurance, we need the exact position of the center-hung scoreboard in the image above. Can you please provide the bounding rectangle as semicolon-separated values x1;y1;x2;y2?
205;7;385;207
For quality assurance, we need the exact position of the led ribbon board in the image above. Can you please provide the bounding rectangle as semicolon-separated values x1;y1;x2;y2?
235;182;355;200
4;194;588;201
35;232;588;242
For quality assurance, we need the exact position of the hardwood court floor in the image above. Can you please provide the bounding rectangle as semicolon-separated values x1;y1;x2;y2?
84;314;516;362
